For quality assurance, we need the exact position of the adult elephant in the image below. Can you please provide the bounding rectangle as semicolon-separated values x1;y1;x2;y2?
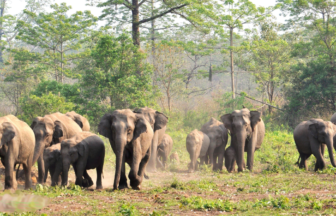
133;107;168;172
200;118;228;171
294;119;336;171
31;112;82;183
98;109;156;190
221;108;265;172
52;132;105;189
66;111;90;131
0;115;35;189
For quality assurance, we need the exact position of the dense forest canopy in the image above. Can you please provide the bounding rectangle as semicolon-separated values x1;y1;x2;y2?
0;0;334;128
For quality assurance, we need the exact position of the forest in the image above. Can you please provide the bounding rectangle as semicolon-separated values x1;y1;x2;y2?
0;0;336;215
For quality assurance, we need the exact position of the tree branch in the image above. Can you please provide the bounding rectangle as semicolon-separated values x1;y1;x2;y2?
138;4;188;24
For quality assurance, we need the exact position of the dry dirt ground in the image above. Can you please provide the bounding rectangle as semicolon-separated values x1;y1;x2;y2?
1;163;336;215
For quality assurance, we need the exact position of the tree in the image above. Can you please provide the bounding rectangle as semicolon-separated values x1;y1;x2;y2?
241;21;291;114
0;48;44;114
216;0;275;99
150;42;185;111
16;3;97;82
278;0;336;124
97;0;216;47
80;33;156;112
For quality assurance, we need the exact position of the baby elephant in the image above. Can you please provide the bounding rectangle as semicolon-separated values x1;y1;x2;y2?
52;131;105;189
157;134;173;169
43;143;61;183
186;129;210;172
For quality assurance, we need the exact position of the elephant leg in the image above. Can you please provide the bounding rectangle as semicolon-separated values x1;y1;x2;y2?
299;153;310;170
129;142;143;190
82;170;93;188
74;160;87;187
225;147;236;173
47;165;56;184
216;144;226;171
311;143;325;171
96;164;103;189
246;135;257;171
321;144;326;158
22;163;32;189
4;153;15;189
208;143;216;170
136;151;150;189
37;154;45;184
118;150;129;190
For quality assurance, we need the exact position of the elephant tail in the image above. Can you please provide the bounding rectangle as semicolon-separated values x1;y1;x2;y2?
295;156;301;166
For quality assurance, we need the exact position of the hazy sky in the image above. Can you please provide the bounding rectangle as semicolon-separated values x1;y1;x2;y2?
8;0;282;20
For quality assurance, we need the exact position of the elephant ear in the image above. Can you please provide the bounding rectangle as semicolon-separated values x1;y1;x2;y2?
74;116;84;129
53;120;64;139
250;111;262;131
76;142;86;157
154;111;168;132
308;122;319;139
221;114;233;133
134;117;148;140
98;113;113;140
0;122;16;147
30;117;42;129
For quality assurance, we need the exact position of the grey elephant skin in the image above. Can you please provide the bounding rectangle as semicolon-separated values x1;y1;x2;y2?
294;119;336;171
157;134;173;169
186;129;210;172
43;143;61;183
52;131;105;189
221;108;265;172
200;118;228;171
99;109;157;190
31;112;82;183
0;115;35;189
66;111;90;131
133;107;168;172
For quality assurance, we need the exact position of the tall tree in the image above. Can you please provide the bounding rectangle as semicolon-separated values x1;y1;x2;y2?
97;0;216;47
241;21;291;114
216;0;274;99
16;3;97;83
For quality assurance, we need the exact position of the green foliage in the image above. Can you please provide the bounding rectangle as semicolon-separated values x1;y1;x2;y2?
81;33;156;110
19;92;75;123
16;3;97;82
180;196;233;212
119;204;138;216
216;92;254;114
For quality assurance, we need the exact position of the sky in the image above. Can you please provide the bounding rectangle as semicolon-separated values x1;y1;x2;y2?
8;0;283;21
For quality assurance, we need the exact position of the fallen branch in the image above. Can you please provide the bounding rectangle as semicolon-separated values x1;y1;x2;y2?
235;92;284;111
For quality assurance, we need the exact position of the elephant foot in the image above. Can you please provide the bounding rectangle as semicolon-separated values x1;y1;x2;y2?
144;173;149;179
118;184;129;190
82;177;94;188
96;185;103;190
132;185;141;190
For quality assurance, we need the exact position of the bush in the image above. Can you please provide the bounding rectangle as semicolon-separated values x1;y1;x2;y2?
19;92;75;124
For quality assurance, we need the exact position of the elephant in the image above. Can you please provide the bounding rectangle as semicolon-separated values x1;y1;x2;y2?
200;118;228;171
224;146;236;172
0;115;35;189
31;112;82;183
43;143;61;183
98;109;157;190
221;108;265;172
186;129;210;172
294;119;336;171
52;131;105;189
157;134;173;169
66;111;90;131
133;107;168;172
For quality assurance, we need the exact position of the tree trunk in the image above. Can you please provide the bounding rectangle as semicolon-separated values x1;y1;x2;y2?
151;0;156;87
230;27;235;99
0;0;6;64
132;0;140;47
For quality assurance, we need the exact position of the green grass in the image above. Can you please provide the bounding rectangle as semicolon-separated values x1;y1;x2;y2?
1;119;336;215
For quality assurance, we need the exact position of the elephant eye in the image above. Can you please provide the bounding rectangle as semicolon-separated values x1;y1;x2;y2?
127;129;132;134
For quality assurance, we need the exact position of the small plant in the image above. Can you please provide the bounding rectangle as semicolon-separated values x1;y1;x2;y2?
119;204;138;216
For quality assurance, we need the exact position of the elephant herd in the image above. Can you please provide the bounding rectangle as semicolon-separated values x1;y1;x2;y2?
0;105;334;191
186;108;265;173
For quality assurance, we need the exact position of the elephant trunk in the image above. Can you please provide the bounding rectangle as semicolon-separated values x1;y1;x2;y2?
235;132;246;172
113;135;126;190
326;136;336;167
61;153;70;186
51;159;62;186
44;160;49;183
32;137;45;165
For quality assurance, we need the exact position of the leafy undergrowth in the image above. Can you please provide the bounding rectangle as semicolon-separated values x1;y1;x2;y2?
1;129;336;215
